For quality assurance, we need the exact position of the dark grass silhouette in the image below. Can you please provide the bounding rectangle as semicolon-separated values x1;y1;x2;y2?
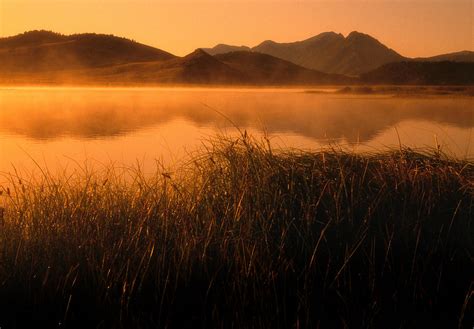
0;136;472;328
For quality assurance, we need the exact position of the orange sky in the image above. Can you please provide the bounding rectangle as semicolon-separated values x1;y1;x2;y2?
1;0;472;58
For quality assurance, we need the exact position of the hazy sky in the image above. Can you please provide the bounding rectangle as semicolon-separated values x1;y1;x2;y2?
1;0;472;57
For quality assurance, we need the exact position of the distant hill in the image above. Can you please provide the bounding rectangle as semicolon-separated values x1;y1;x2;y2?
214;51;349;84
0;30;67;48
0;30;176;73
74;50;348;85
0;30;472;85
0;44;347;85
251;31;406;76
0;30;351;85
85;49;247;84
205;33;473;76
360;61;474;85
416;51;474;63
202;44;251;56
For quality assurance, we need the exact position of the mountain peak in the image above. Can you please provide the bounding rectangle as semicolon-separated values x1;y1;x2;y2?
305;31;344;42
260;40;277;46
201;44;251;56
187;48;213;58
181;49;222;66
346;31;374;40
252;30;405;75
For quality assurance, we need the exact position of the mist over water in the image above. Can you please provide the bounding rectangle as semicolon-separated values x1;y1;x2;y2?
0;87;472;175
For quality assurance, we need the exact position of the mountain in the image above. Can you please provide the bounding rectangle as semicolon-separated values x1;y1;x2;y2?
61;49;246;84
416;51;474;63
0;30;67;48
0;39;345;85
72;50;349;85
201;34;473;76
1;30;472;85
214;51;349;84
202;44;251;55
0;30;176;74
360;61;474;85
0;30;351;85
252;31;406;76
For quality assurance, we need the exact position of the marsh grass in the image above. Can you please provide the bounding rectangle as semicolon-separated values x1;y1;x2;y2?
0;136;472;328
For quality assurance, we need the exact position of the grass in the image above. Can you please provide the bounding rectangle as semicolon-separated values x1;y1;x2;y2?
0;135;472;328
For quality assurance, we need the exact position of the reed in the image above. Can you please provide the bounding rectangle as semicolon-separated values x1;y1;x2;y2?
0;135;472;328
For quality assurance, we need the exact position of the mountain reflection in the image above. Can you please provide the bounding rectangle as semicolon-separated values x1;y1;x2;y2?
0;88;472;143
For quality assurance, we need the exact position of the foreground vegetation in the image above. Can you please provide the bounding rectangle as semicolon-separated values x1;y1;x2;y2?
0;137;472;328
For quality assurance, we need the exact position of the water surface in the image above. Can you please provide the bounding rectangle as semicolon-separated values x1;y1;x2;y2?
0;87;472;177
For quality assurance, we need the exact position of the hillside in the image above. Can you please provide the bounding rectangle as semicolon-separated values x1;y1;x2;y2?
0;30;176;73
0;30;472;85
202;44;251;55
416;50;474;63
205;33;473;77
84;49;247;84
76;50;348;85
360;61;474;85
252;31;406;75
214;51;350;84
0;31;351;85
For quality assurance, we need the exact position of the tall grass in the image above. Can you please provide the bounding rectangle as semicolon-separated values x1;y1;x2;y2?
0;136;472;328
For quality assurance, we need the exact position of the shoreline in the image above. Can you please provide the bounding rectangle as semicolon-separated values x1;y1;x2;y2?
1;83;473;97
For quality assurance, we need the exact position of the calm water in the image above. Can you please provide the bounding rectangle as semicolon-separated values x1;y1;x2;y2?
0;87;472;177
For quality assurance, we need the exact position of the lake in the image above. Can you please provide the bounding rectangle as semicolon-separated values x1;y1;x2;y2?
0;87;472;177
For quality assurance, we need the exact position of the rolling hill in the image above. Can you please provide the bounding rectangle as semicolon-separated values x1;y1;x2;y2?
415;51;474;63
0;30;472;85
83;49;247;84
74;50;349;85
0;30;176;74
214;51;350;84
0;31;348;85
360;61;474;85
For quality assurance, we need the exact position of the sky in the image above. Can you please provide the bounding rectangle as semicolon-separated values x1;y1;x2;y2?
0;0;472;58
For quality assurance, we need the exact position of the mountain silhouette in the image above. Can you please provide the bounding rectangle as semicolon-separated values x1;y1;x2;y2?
415;51;474;63
361;61;474;85
0;30;472;85
0;31;349;85
0;30;176;73
150;49;247;83
80;49;348;85
0;30;67;48
76;49;247;84
214;51;350;84
251;31;406;76
205;33;473;76
201;44;251;55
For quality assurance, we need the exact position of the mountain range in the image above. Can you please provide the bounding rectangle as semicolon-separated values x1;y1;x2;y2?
203;31;474;76
0;30;472;85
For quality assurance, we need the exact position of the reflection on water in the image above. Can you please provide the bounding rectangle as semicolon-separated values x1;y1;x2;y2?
0;87;472;174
